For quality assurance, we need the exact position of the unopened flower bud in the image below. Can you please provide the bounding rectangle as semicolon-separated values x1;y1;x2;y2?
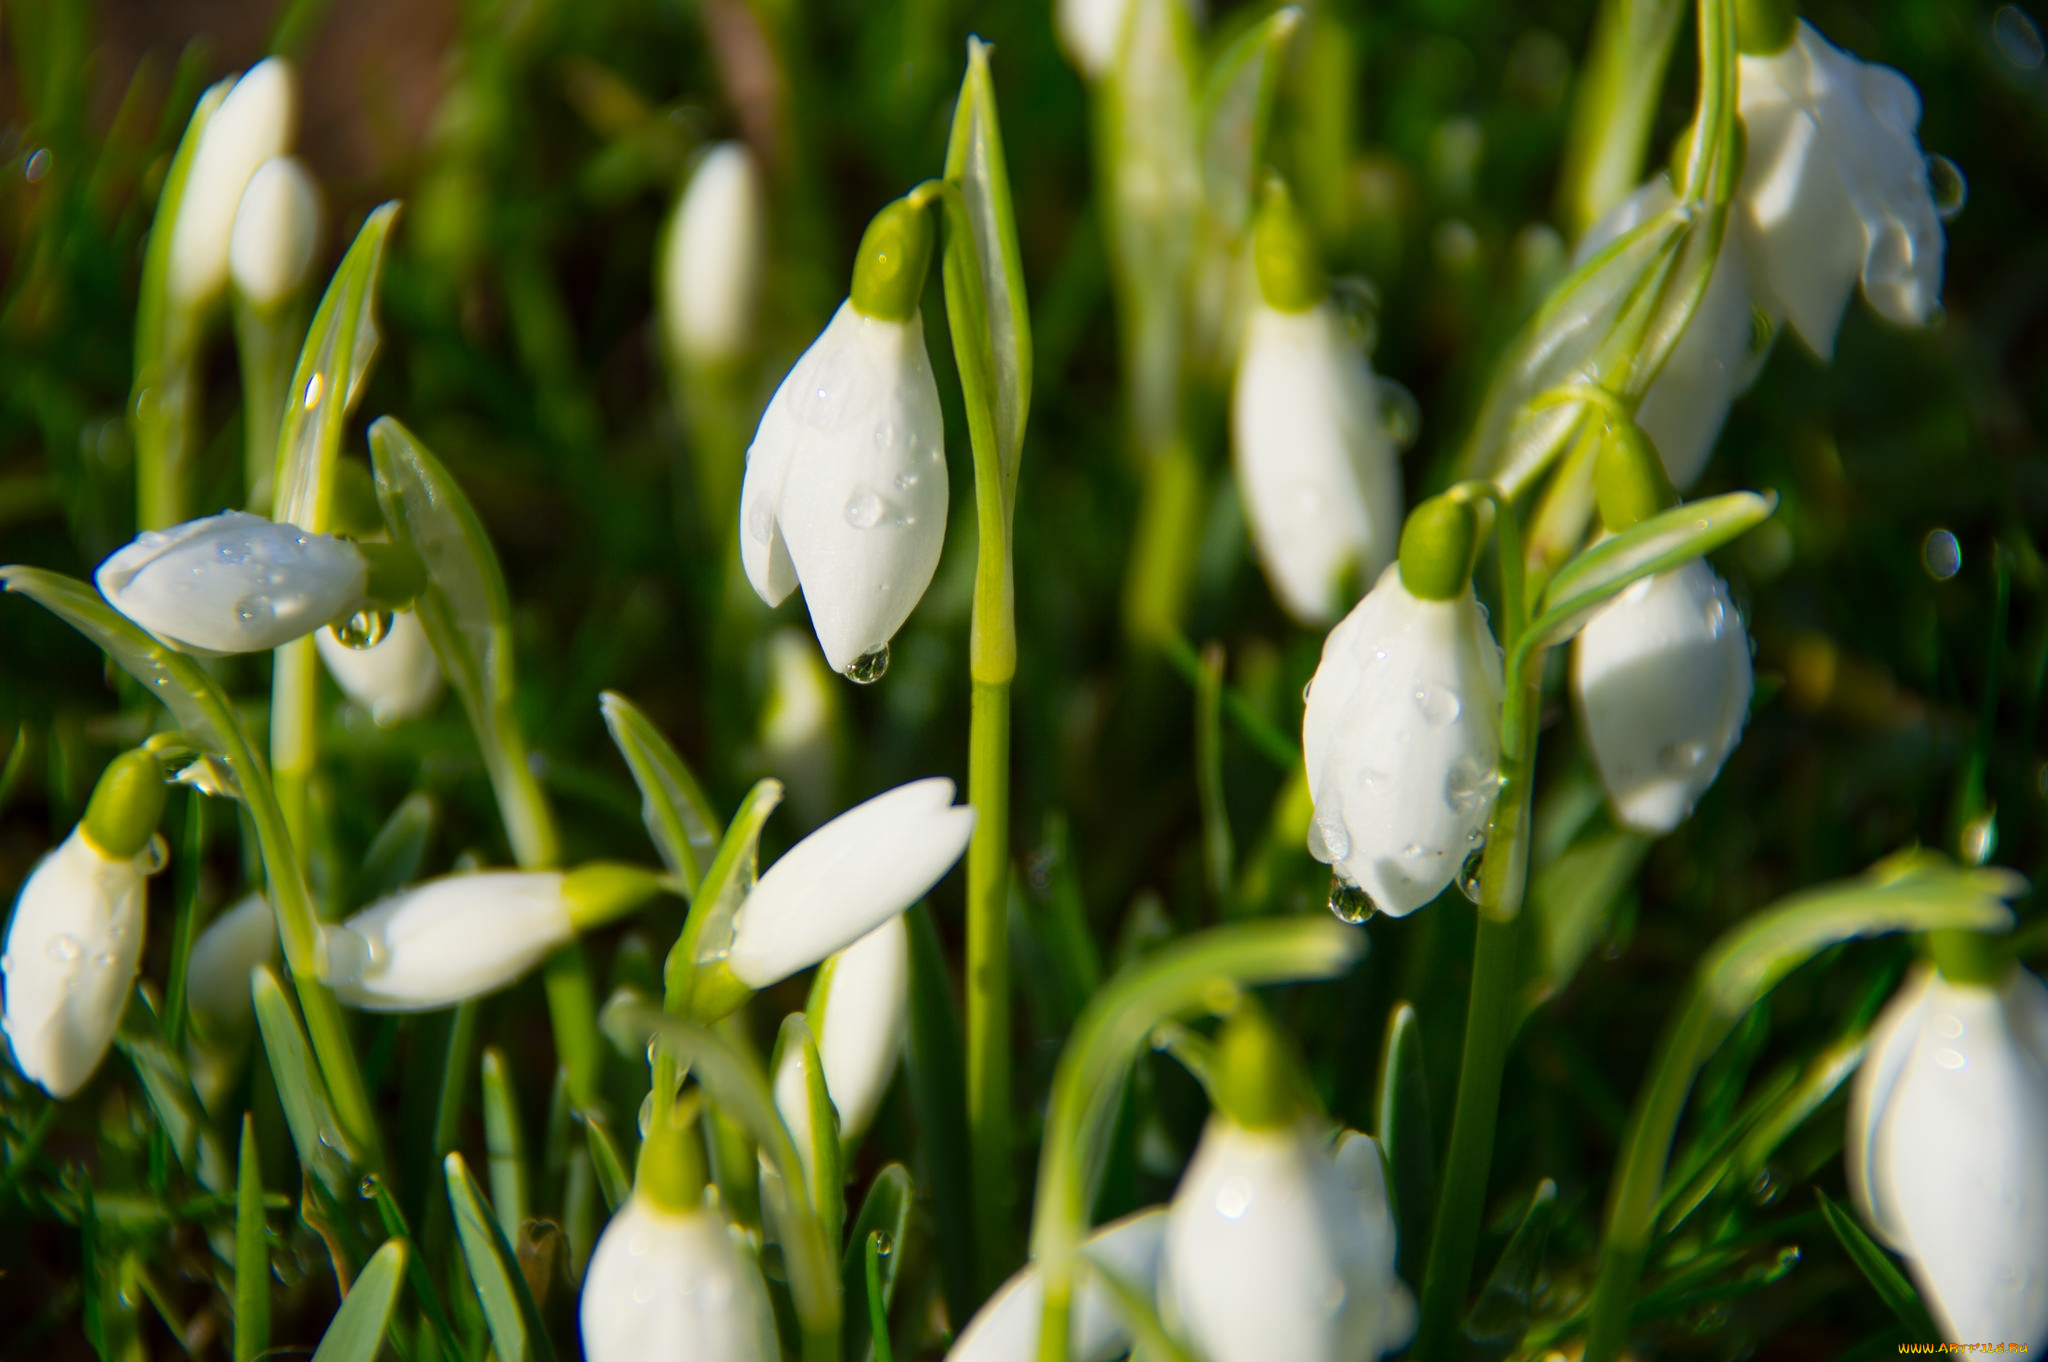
229;155;322;309
168;59;298;310
947;1209;1168;1362
774;913;908;1157
580;1190;777;1362
661;142;765;367
316;609;444;725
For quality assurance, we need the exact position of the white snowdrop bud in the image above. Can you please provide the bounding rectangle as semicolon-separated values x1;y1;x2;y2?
1571;559;1752;835
229;155;322;309
1847;965;2048;1347
184;892;277;1044
1057;0;1136;79
1737;21;1945;358
946;1209;1168;1362
760;628;839;824
168;59;298;309
1301;563;1503;917
96;510;372;655
662;142;765;367
580;1193;780;1362
316;609;445;726
773;913;908;1158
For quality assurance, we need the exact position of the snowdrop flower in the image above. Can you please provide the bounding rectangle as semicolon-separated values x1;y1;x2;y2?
662;142;765;368
1302;495;1503;917
169;59;298;310
1233;180;1402;624
228;156;322;309
1737;20;1945;358
1847;961;2048;1346
1158;1006;1414;1362
2;751;166;1099
759;628;840;824
1057;0;1135;79
740;194;946;678
316;609;445;725
946;1209;1168;1362
322;864;664;1012
96;510;388;655
185;892;278;1045
692;778;973;1019
774;914;908;1160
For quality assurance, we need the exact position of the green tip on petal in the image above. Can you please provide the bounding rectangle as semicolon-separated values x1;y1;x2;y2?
1593;418;1677;533
1253;176;1325;314
687;958;755;1025
1735;0;1797;55
849;195;937;323
563;862;670;932
1214;998;1310;1131
1397;494;1479;601
82;748;166;860
1928;928;2009;989
635;1093;708;1214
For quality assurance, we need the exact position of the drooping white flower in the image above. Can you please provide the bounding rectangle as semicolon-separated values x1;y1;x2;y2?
1571;559;1752;835
580;1193;780;1362
1302;562;1503;916
1057;0;1136;79
739;301;947;676
773;913;908;1160
946;1209;1169;1362
185;892;278;1044
229;156;322;309
169;59;299;309
2;829;154;1099
316;609;445;726
662;142;766;367
1233;301;1403;624
97;510;371;655
759;628;840;824
721;778;973;991
1847;965;2048;1346
1737;21;1944;358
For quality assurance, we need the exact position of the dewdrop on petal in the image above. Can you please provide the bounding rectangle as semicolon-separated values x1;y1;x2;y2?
229;156;322;309
168;58;298;310
317;608;445;726
662;142;766;367
945;1209;1168;1362
773;913;908;1158
740;193;947;678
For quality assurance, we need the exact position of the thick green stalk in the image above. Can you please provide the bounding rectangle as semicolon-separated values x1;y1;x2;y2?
134;368;199;532
235;301;300;514
1556;0;1687;239
967;676;1013;1286
272;638;319;867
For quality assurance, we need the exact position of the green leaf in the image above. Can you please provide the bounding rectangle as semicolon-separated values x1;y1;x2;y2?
310;1238;407;1362
1465;1179;1558;1343
359;1175;462;1359
235;1115;270;1362
356;791;437;907
272;203;400;534
1816;1188;1939;1341
115;1000;231;1194
840;1164;913;1362
368;415;557;870
446;1152;558;1362
1373;1001;1436;1280
1522;824;1650;1015
1198;6;1302;235
902;903;975;1327
669;778;783;1017
1525;491;1777;656
943;37;1032;489
772;1015;843;1249
599;690;719;895
586;1119;630;1214
250;964;351;1195
481;1048;530;1240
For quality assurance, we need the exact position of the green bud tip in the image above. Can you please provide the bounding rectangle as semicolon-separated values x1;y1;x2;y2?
636;1095;708;1214
849;194;937;323
1735;0;1797;56
688;958;755;1026
1214;999;1310;1131
1928;928;2009;989
1253;177;1325;314
563;862;669;932
1593;417;1677;533
82;748;166;860
1398;493;1480;601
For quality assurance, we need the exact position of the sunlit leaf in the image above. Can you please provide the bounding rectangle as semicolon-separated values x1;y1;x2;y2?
482;1047;529;1240
1816;1188;1939;1341
1465;1179;1558;1342
235;1115;270;1362
309;1238;406;1362
1198;6;1301;235
1374;1000;1435;1279
840;1163;913;1362
447;1152;557;1362
600;690;719;894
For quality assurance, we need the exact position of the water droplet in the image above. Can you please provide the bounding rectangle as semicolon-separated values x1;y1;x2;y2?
1922;527;1961;580
233;596;276;627
302;373;325;411
894;471;920;491
1445;757;1497;815
1457;845;1487;903
1400;842;1427;859
1960;807;1998;866
1215;1176;1254;1219
1935;1048;1967;1070
843;644;890;684
1703;595;1728;638
869;1230;895;1258
1657;740;1710;775
1301;679;1314;703
1376;378;1421;451
23;148;50;183
45;935;81;963
140;832;170;875
1926;154;1967;222
359;1174;381;1200
745;496;775;544
1995;5;2046;69
1413;683;1461;726
1317;1277;1347;1314
1747;1166;1780;1205
1328;876;1377;924
332;609;394;650
92;951;114;968
873;421;899;451
1308;814;1351;864
844;491;886;529
1328;276;1380;355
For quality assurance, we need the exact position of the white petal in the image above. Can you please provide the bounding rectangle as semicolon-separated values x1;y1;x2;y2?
168;59;298;308
184;892;278;1042
1057;0;1134;78
1844;965;1933;1250
946;1209;1168;1362
726;779;973;989
2;830;149;1099
664;143;765;366
1232;302;1402;625
1301;565;1503;916
813;914;909;1140
96;511;370;655
740;333;813;609
1737;95;1862;359
772;1025;828;1187
325;872;573;1011
580;1196;779;1362
316;609;445;725
229;156;321;308
1571;560;1753;835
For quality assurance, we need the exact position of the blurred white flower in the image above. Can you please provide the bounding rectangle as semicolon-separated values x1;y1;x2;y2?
169;58;298;309
946;1209;1168;1362
662;142;766;367
1848;965;2048;1347
1737;20;1944;357
317;609;445;726
185;892;278;1045
1301;563;1503;916
739;302;948;676
759;628;839;824
580;1193;779;1362
774;913;908;1163
322;872;572;1012
1571;559;1753;835
1232;300;1403;624
1057;0;1135;78
228;156;322;309
97;510;371;655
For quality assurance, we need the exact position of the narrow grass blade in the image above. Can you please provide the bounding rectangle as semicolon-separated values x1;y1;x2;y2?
310;1238;407;1362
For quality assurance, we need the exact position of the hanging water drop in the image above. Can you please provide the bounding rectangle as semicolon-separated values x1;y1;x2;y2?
1376;377;1422;451
1457;845;1487;904
140;832;171;875
359;1174;381;1200
1328;876;1377;924
1327;276;1380;355
1307;814;1351;863
1926;154;1967;222
868;1230;895;1258
333;609;395;650
1960;806;1998;866
843;644;891;684
44;934;81;963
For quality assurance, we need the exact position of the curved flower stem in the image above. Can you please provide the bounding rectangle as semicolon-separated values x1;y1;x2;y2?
1556;0;1687;238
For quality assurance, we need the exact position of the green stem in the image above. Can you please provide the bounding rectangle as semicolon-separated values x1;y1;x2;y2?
1160;632;1299;768
235;299;300;514
271;637;319;873
134;362;199;532
1122;437;1202;651
967;676;1014;1290
1556;0;1687;239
